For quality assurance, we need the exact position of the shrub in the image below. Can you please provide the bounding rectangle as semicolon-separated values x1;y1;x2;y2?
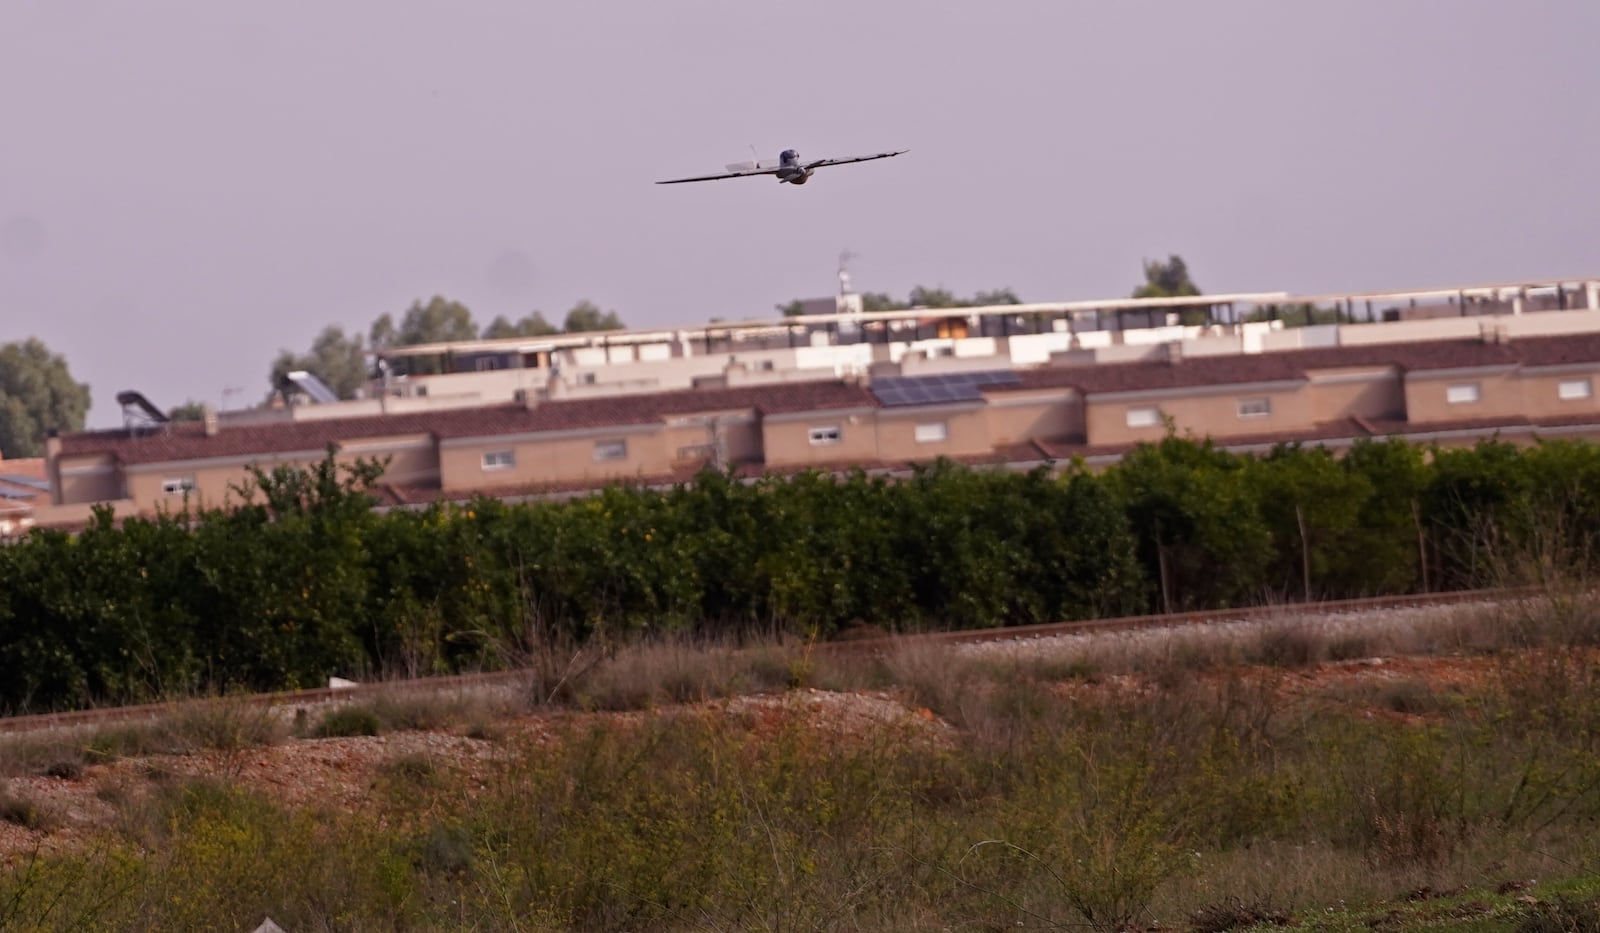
313;705;382;738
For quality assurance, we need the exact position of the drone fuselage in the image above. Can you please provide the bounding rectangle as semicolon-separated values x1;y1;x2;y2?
775;149;812;184
656;146;903;186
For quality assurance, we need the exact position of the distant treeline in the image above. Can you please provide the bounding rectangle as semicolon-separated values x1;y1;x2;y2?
2;434;1597;713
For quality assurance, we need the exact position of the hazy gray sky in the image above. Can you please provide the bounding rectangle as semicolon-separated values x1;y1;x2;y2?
4;0;1598;428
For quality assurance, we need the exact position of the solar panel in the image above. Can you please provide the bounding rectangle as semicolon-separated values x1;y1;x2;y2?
870;369;1021;407
0;475;48;491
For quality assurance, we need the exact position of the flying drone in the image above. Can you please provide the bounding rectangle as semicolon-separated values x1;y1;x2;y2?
656;148;907;186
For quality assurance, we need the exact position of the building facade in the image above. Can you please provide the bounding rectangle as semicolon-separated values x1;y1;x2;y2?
37;320;1600;526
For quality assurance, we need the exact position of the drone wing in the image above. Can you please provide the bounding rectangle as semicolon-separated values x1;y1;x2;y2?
655;164;784;185
802;149;908;171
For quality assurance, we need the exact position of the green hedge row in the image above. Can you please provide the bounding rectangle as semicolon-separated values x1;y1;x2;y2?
2;435;1597;712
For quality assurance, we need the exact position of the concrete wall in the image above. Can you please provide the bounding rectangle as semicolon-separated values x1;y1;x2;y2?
1306;367;1406;422
123;451;323;509
984;390;1083;444
1084;399;1170;446
440;426;669;489
1502;310;1600;339
874;405;992;459
1512;369;1600;418
761;411;879;466
1006;331;1074;365
1403;369;1525;422
1084;384;1314;446
1259;323;1337;352
659;413;761;466
335;436;439;485
1339;317;1483;346
55;454;121;504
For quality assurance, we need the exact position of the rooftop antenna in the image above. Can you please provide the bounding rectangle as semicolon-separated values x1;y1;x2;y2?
838;249;858;296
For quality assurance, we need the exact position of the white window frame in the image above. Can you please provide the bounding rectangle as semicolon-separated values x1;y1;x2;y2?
1558;378;1592;401
914;421;948;443
593;439;627;461
1125;406;1162;428
808;425;842;446
1445;382;1481;404
160;476;196;495
1237;397;1271;419
481;449;515;471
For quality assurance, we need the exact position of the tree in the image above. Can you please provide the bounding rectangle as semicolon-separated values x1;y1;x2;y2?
971;288;1022;306
0;338;91;457
1131;255;1201;299
778;287;1022;316
367;313;398;352
908;286;959;308
269;326;368;402
1245;303;1347;327
484;311;560;339
562;300;625;333
859;293;907;312
370;296;479;350
168;400;207;422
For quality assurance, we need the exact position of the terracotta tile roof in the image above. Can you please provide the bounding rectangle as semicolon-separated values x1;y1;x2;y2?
59;381;878;465
1509;331;1600;368
0;457;48;507
991;338;1526;398
34;410;1600;525
0;456;47;479
47;331;1600;473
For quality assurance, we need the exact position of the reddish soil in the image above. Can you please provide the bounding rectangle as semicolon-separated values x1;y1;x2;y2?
0;649;1582;863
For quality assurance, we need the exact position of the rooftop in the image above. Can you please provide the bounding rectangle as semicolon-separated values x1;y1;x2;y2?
62;381;879;464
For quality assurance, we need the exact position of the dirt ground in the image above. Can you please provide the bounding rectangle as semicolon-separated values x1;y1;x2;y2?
0;687;955;862
0;649;1522;864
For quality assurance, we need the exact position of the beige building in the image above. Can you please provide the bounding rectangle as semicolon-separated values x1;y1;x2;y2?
35;327;1600;526
0;457;48;538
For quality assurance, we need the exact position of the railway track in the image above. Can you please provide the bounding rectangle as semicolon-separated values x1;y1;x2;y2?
0;586;1538;737
823;585;1530;651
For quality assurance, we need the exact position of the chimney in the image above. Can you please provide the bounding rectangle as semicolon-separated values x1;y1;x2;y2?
202;405;220;437
44;434;63;505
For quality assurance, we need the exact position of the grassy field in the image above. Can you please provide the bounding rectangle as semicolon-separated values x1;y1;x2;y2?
2;593;1599;931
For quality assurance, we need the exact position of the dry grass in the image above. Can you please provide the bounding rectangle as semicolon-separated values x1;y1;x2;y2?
0;782;61;832
3;589;1600;930
554;634;815;711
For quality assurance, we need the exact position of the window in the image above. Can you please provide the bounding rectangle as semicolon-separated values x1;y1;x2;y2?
808;425;842;446
1125;406;1161;428
474;356;501;372
160;477;195;495
914;421;948;443
482;450;515;471
594;439;627;461
1237;397;1271;419
1445;382;1480;404
1559;378;1593;400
